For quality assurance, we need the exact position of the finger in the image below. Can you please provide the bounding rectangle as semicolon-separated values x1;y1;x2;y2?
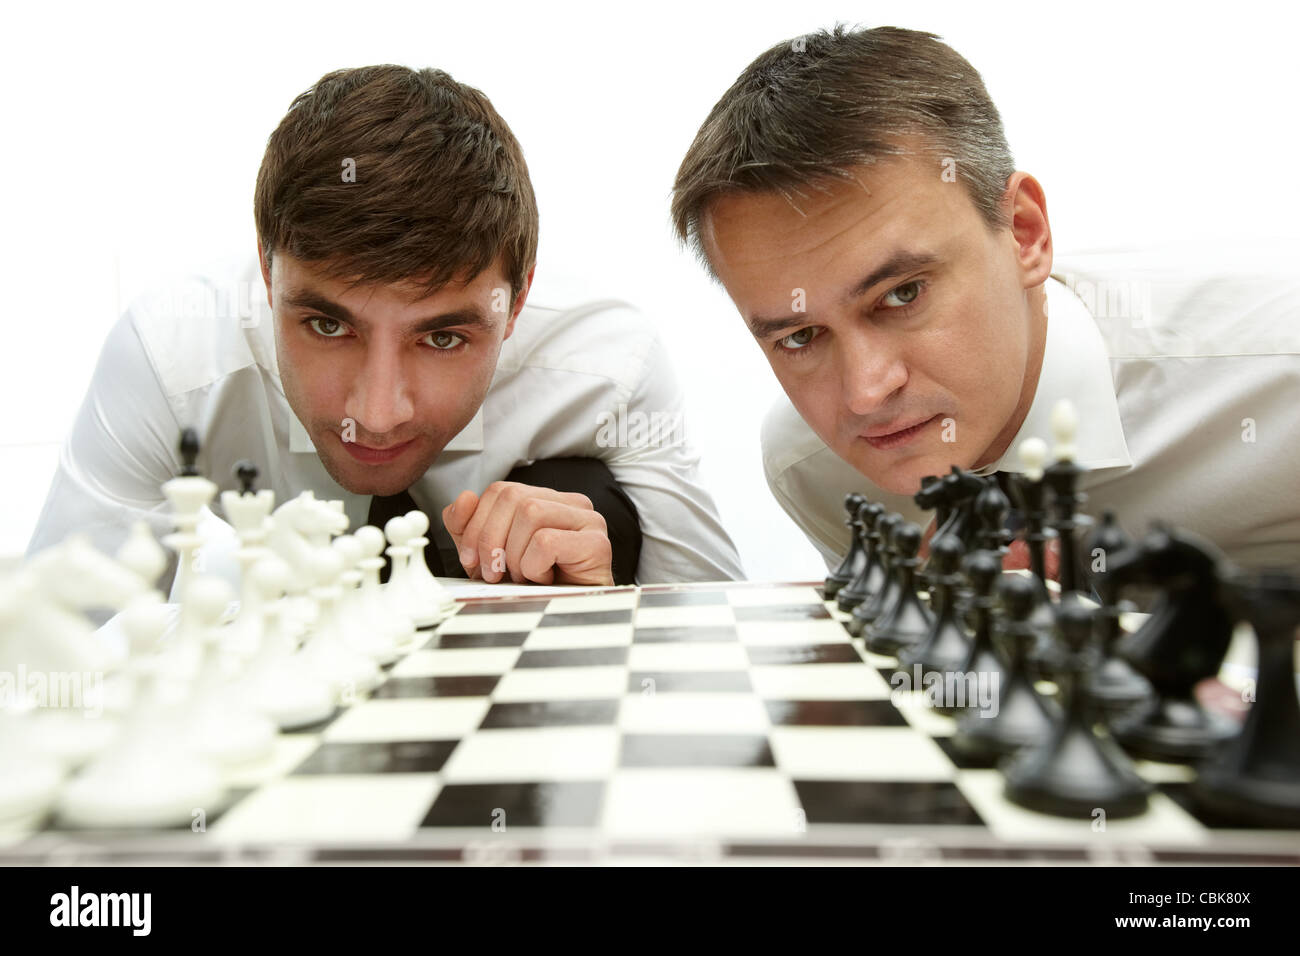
471;483;530;583
504;500;606;583
519;526;614;587
443;490;479;539
459;482;515;575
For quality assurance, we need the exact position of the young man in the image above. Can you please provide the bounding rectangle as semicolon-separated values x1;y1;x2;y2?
671;25;1299;571
29;65;744;595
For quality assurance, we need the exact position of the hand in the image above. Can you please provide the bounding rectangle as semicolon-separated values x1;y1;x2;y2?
442;481;614;586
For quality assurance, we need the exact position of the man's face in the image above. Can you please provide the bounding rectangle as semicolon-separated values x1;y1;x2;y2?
262;250;526;496
704;151;1047;496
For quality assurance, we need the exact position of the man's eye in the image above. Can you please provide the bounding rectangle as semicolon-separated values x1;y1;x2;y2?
778;327;820;351
426;331;465;350
881;280;924;308
308;317;347;337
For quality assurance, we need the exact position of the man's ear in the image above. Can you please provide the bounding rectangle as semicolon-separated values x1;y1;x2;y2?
1002;172;1053;289
257;240;274;307
503;265;536;341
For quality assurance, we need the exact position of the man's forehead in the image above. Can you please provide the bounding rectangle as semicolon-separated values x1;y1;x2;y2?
272;251;505;303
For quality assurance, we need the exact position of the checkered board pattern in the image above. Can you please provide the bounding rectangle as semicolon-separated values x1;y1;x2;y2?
5;581;1300;865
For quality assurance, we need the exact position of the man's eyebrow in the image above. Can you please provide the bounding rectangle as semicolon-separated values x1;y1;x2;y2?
281;288;494;334
745;250;941;339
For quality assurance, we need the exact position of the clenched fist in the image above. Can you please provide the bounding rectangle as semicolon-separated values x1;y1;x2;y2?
442;481;614;586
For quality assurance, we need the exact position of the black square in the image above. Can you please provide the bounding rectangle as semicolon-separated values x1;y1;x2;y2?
292;740;458;775
765;699;910;727
454;600;552;615
538;609;633;627
620;734;776;768
632;625;738;643
480;700;620;729
516;647;629;668
423;631;530;649
733;604;832;622
637;591;729;607
421;782;604;828
1157;782;1300;830
371;675;501;698
627;671;754;693
794;780;985;826
745;644;864;666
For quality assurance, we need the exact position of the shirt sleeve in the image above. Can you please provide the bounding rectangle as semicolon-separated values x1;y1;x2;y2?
25;309;185;598
598;331;746;584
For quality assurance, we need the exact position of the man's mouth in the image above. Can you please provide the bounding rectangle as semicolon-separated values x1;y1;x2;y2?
339;435;416;464
860;414;942;451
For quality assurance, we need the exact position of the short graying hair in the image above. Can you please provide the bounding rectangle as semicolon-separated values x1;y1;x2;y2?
671;25;1016;275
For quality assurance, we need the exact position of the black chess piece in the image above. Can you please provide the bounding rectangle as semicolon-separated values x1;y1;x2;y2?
864;522;934;656
837;502;885;613
1107;523;1238;763
898;535;971;691
1008;459;1051;596
178;427;201;477
847;513;901;636
824;493;868;600
953;569;1060;764
1003;600;1153;819
234;460;260;495
1082;511;1152;719
1191;569;1300;827
1041;447;1085;596
934;466;986;552
973;476;1013;556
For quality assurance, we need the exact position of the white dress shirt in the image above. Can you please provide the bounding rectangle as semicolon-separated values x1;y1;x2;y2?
27;257;746;591
762;246;1300;571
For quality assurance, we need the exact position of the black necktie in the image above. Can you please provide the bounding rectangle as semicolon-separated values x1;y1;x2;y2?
365;489;451;581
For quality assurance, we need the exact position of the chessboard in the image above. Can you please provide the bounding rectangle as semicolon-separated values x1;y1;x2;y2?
4;579;1298;866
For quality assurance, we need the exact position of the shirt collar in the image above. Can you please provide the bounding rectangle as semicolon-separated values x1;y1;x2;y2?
975;277;1132;475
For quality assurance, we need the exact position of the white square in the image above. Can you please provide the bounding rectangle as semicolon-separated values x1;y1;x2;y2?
544;592;638;613
634;605;736;629
603;769;803;839
735;620;852;645
619;693;770;734
750;664;894;700
390;647;521;677
323;698;489;741
226;735;322;789
522;624;633;650
441;727;619;782
437;611;544;634
726;586;824;607
492;666;628;702
769;727;955;781
627;643;750;672
210;774;440;843
894;694;958;738
954;769;1210;847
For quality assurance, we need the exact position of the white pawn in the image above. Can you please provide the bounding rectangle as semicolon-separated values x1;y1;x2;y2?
404;510;457;621
298;548;382;699
333;534;400;664
58;599;224;828
354;525;417;653
176;577;277;768
384;515;437;628
238;557;335;730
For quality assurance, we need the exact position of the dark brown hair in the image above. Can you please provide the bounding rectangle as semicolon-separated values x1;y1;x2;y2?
671;25;1015;274
254;65;538;301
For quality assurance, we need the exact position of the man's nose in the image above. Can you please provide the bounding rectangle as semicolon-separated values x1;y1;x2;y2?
839;328;908;418
344;344;415;437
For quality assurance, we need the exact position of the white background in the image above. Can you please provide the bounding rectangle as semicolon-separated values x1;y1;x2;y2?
2;0;1298;579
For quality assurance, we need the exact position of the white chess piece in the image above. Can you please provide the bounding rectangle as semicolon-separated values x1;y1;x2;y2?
333;534;401;665
57;599;224;828
404;509;457;621
220;472;277;662
298;548;382;699
1051;399;1079;462
237;557;335;730
1018;436;1049;481
354;525;417;653
384;515;438;628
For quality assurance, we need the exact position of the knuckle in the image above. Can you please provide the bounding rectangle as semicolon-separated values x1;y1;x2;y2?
520;497;546;523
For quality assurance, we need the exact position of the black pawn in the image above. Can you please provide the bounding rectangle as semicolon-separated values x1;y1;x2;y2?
953;569;1060;763
1004;600;1152;819
864;522;935;657
824;493;868;600
235;460;260;495
178;427;201;477
837;502;885;612
847;513;900;636
1192;569;1300;827
898;534;971;684
973;476;1013;556
1083;511;1151;718
1109;524;1239;763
